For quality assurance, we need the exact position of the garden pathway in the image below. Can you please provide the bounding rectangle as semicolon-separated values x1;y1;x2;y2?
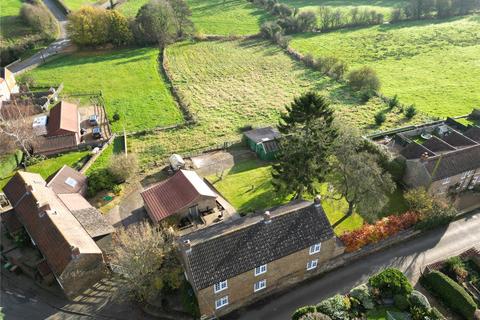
228;209;480;320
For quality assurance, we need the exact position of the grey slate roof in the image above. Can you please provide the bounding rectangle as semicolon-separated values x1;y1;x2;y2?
441;131;477;147
422;136;455;153
244;126;281;143
465;127;480;143
400;142;436;159
181;200;334;290
425;145;480;181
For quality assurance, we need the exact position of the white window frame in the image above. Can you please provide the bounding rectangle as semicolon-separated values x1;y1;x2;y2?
307;259;318;270
215;296;229;309
309;243;321;255
254;264;267;276
214;280;228;293
254;279;266;292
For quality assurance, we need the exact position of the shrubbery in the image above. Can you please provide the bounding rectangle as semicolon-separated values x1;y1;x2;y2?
421;270;477;319
20;0;58;37
369;268;413;297
340;211;418;252
292;306;317;320
409;290;430;311
349;284;374;310
374;111;386;125
347;66;381;93
316;294;351;320
108;153;138;183
87;169;116;197
300;312;332;320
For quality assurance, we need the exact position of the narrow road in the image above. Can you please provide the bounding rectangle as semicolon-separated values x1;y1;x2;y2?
9;0;70;74
228;210;480;320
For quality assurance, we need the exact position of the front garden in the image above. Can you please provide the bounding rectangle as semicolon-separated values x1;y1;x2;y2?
292;268;445;320
421;251;480;319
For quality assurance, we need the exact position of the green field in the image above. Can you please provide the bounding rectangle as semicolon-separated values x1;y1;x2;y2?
129;39;428;167
280;0;406;19
206;159;364;235
119;0;267;35
26;47;183;132
290;15;480;118
0;150;90;190
62;0;100;11
0;0;37;46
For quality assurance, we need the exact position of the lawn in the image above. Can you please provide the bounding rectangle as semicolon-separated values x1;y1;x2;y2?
206;159;365;235
86;136;125;174
0;150;90;190
26;47;183;133
290;15;480;118
129;39;428;168
118;0;268;35
62;0;102;11
280;0;407;20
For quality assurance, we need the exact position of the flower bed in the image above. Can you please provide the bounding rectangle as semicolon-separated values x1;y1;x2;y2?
340;211;418;252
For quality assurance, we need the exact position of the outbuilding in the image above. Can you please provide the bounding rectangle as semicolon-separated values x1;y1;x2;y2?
243;126;281;161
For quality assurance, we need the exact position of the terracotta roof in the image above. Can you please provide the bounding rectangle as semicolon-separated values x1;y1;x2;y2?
244;127;281;143
3;171;101;277
47;101;79;136
181;200;335;290
47;165;87;195
400;142;436;159
141;170;217;223
57;193;114;238
425;145;480;181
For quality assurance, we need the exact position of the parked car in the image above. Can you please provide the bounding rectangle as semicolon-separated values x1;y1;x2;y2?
92;127;102;139
89;115;98;126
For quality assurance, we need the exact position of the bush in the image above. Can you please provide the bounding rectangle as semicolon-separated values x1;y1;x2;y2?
292;306;316;320
112;111;121;122
445;256;468;280
415;201;456;231
385;157;406;182
374;112;386;125
271;3;293;17
421;271;477;319
404;105;417;119
87;169;116;197
316;294;350;320
112;184;123;195
108;153;138;183
300;312;332;320
20;1;57;36
388;94;399;109
340;211;418;252
347;66;381;92
349;284;374;310
409;290;431;310
368;268;413;297
390;8;403;22
394;294;410;310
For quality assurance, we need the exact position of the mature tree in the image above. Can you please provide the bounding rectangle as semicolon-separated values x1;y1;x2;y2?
68;6;109;46
109;222;182;302
327;127;395;224
107;10;133;46
135;0;178;48
169;0;194;37
272;92;337;198
295;11;317;32
0;102;37;157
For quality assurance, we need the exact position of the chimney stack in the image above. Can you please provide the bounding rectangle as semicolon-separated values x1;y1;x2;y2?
314;195;322;207
263;211;271;224
71;246;80;260
183;239;192;254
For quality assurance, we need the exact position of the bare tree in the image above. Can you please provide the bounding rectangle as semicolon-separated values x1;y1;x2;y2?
0;100;37;157
108;221;182;303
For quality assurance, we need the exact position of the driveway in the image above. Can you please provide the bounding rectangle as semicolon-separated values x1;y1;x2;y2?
227;210;480;320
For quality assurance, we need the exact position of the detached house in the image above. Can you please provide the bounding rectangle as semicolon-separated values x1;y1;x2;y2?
2;168;113;298
179;198;344;318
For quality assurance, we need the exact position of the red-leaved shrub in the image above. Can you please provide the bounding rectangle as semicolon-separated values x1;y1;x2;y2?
340;211;418;252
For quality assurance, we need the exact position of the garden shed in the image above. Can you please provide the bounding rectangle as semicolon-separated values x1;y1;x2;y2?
243;127;281;161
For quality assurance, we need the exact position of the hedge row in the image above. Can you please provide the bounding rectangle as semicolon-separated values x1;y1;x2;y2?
421;270;477;319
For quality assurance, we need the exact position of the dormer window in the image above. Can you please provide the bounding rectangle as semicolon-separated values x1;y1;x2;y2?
309;243;321;255
214;280;228;293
